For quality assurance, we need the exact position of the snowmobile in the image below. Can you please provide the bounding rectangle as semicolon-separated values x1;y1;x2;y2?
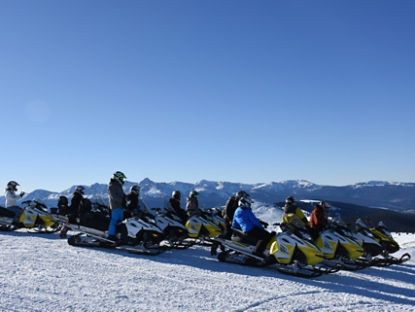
67;207;165;255
147;208;193;249
311;218;365;271
0;200;60;233
202;207;226;231
185;212;223;244
212;227;330;278
354;218;411;266
327;218;385;267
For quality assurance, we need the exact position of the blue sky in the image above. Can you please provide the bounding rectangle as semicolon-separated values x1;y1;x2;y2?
1;0;414;192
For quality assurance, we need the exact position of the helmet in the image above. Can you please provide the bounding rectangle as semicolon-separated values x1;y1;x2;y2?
321;201;331;209
113;171;127;183
285;196;295;204
236;190;249;199
75;186;85;195
7;181;19;189
238;197;251;209
189;190;199;198
130;185;140;195
172;190;181;200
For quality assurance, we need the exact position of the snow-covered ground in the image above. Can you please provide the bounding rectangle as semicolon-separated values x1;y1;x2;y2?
1;228;415;312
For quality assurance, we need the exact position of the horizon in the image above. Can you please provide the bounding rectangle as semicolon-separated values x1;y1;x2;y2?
2;177;414;194
1;1;414;192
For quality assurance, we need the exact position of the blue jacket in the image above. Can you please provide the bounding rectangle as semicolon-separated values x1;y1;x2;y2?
232;206;264;233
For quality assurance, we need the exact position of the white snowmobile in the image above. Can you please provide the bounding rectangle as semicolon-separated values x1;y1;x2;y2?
67;207;165;255
147;208;193;249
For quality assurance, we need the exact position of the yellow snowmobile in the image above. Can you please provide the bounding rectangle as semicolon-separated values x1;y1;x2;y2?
212;227;329;278
185;212;222;244
312;218;365;270
355;219;410;266
16;200;60;233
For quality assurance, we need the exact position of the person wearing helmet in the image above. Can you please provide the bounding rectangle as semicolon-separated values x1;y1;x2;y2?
221;190;248;238
4;181;25;223
232;197;273;257
281;196;309;231
165;190;186;224
310;201;331;233
186;190;201;217
60;186;85;238
125;185;151;218
107;171;127;241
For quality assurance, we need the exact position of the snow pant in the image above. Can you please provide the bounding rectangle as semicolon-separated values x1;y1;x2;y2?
108;208;124;236
246;227;273;255
6;206;23;223
222;217;233;239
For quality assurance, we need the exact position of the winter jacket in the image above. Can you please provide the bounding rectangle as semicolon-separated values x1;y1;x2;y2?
5;189;22;208
126;193;150;217
165;198;186;222
282;203;309;229
68;192;84;217
232;206;264;233
126;193;138;215
309;204;327;232
222;196;238;222
186;197;200;217
108;179;126;211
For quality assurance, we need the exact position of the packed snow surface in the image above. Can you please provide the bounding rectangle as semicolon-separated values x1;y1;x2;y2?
1;231;415;311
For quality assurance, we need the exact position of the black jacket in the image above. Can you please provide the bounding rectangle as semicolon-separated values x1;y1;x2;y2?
168;198;186;222
69;192;84;217
223;196;238;222
126;193;139;216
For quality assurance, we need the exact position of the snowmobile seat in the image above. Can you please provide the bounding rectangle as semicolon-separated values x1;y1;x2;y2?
79;211;109;231
0;206;15;218
230;227;257;245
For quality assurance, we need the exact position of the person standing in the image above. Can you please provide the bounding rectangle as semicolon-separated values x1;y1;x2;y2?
107;171;127;241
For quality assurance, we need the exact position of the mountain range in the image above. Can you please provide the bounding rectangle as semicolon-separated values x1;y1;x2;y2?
1;178;414;212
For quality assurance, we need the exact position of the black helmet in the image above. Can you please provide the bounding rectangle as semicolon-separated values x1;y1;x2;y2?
236;190;249;199
285;196;295;204
238;197;252;209
75;186;85;195
172;190;181;200
189;190;199;198
130;185;140;195
7;181;19;188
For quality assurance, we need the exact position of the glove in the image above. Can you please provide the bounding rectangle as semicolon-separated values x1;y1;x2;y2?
20;191;25;197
